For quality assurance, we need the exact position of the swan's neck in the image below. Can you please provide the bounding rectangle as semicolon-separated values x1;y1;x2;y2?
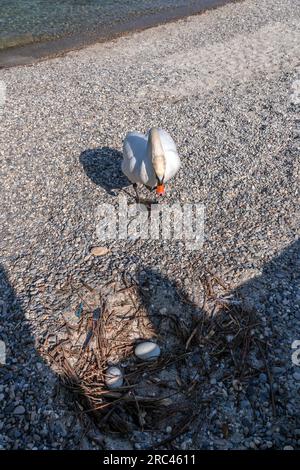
148;128;165;181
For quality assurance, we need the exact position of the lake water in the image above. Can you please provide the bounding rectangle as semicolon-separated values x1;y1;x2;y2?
0;0;233;66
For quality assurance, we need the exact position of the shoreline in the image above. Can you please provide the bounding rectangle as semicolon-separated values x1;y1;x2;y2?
0;0;237;69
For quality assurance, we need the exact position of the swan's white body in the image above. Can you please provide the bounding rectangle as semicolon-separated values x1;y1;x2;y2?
122;128;180;188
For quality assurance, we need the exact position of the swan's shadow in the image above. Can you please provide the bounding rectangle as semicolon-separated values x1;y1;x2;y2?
79;146;130;196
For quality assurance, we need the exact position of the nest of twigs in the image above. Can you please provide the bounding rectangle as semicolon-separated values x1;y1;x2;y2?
42;270;265;448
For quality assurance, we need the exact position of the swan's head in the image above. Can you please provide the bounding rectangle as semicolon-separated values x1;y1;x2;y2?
148;127;166;196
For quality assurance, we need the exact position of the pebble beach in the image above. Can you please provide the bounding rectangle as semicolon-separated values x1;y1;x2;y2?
0;0;300;450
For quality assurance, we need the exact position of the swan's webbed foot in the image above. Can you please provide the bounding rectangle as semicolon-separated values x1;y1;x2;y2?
144;185;161;205
129;184;160;219
133;183;158;206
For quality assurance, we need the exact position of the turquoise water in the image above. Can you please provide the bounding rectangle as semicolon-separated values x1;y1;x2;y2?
0;0;208;49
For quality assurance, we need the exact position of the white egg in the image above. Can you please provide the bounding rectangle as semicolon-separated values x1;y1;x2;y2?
134;341;161;361
105;366;123;389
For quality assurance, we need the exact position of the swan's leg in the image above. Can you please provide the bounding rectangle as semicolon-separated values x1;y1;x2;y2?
133;184;158;209
133;183;140;203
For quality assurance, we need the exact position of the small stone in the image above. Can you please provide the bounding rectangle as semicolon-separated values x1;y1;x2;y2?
240;399;251;409
232;379;243;391
231;433;243;444
135;341;160;361
166;426;172;433
249;441;257;449
191;352;201;366
90;246;110;257
259;373;267;383
283;446;294;450
13;405;25;415
105;366;123;389
293;372;300;381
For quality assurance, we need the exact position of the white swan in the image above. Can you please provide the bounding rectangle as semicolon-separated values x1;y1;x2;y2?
122;127;181;198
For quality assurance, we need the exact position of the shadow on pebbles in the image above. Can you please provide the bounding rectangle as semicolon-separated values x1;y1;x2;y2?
41;267;267;450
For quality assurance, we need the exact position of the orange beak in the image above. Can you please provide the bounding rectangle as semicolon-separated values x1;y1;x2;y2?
156;184;165;196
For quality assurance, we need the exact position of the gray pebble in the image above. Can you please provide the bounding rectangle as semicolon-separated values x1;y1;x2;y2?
13;406;25;415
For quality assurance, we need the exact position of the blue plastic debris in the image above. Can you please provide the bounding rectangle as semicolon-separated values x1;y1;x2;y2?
92;308;101;321
75;302;83;318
